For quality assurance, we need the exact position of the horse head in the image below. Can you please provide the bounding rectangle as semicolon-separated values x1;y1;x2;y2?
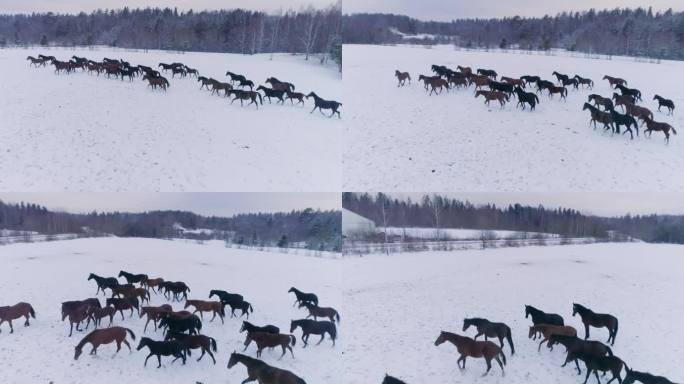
227;351;239;368
434;331;448;346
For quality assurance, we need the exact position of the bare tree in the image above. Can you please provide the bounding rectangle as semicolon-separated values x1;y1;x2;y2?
302;9;320;60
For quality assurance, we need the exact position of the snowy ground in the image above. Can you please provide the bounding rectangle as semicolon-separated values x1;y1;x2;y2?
341;242;684;384
0;238;342;384
0;47;341;191
343;44;684;191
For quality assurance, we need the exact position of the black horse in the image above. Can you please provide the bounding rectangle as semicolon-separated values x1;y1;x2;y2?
290;319;336;347
514;86;539;110
572;352;627;384
653;95;675;115
240;321;279;335
237;79;255;90
223;300;253;319
624;368;679;384
257;86;286;104
87;273;119;295
489;81;514;95
118;270;148;285
525;305;564;326
520;75;541;86
615;84;642;102
306;92;341;118
561;77;580;89
209;290;243;305
536;79;555;94
608;107;639;139
159;314;202;336
548;334;613;374
288;287;319;307
552;71;570;84
573;303;619;346
159;281;190;301
106;297;140;320
137;337;186;368
226;71;248;84
477;68;497;80
462;318;515;355
383;375;408;384
165;331;217;364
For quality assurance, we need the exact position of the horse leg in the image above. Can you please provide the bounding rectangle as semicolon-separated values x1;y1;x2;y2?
123;339;131;352
302;333;309;347
157;355;163;368
316;334;325;345
538;337;548;352
69;321;74;337
495;356;505;374
115;340;122;352
585;324;590;340
144;353;152;367
583;369;593;384
483;358;493;377
198;347;206;362
24;314;30;326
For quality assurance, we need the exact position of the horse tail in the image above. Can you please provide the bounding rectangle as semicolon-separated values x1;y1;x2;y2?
330;323;337;340
505;326;515;355
335;311;340;323
613;317;619;339
196;317;203;331
622;360;629;372
210;337;217;352
289;334;297;346
126;328;136;340
534;94;539;103
248;303;254;313
606;346;614;356
672;126;677;135
28;304;36;319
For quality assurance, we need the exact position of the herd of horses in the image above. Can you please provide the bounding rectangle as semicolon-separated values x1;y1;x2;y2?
394;64;677;144
26;53;342;118
2;270;341;384
383;303;678;384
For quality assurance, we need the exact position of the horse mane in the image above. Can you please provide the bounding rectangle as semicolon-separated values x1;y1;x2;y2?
75;332;93;351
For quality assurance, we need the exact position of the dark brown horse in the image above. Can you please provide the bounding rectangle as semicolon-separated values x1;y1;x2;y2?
143;277;165;293
572;352;627;384
0;302;36;334
641;116;677;144
583;103;615;132
140;304;173;332
462;318;514;355
227;89;263;109
165;331;218;364
395;70;411;87
588;94;614;111
184;300;225;323
285;90;306;105
26;56;47;67
244;332;296;359
475;90;508;107
64;303;90;337
298;302;340;323
227;351;307;384
547;334;613;375
653;95;675;115
603;75;628;88
501;76;524;87
86;306;117;328
547;85;568;100
434;331;506;376
143;74;170;91
528;324;577;351
623;102;653;122
74;327;136;360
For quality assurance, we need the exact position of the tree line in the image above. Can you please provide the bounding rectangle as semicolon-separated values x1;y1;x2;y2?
343;7;684;60
0;3;342;68
342;192;684;244
0;200;342;251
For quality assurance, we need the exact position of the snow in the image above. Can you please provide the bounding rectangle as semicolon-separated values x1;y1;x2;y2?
0;47;341;191
0;238;342;383
341;242;684;384
343;44;684;191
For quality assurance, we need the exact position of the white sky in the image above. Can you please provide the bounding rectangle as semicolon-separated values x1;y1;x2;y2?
0;193;340;216
0;0;337;14
344;0;683;21
388;193;684;217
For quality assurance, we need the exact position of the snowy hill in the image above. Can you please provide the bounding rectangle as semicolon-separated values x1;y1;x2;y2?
343;44;684;191
0;47;341;191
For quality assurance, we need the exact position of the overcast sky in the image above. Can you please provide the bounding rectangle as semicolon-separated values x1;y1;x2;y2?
0;0;336;14
388;193;684;217
0;193;340;216
344;0;683;21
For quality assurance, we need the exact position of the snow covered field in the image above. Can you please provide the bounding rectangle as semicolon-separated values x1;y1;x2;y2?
0;238;342;383
0;47;341;191
341;242;683;384
343;44;684;191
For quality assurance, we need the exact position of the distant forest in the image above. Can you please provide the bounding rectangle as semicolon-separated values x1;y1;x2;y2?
0;200;342;251
0;4;342;66
343;8;684;60
342;193;684;244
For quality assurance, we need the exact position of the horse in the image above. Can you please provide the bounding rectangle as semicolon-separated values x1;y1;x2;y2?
158;63;175;72
184;300;225;323
469;74;492;91
306;92;341;118
525;305;564;326
119;67;137;81
265;77;295;92
475;90;508;107
489;80;514;95
74;327;136;360
226;71;248;84
588;94;614;111
572;352;627;384
140;304;173;332
244;332;296;359
447;74;468;89
561;77;580;89
119;270;148;285
298;302;340;323
224;299;253;319
64;303;90;337
285;90;306;105
62;298;101;320
288;287;318;307
211;81;233;96
110;283;136;298
418;74;440;90
457;65;472;74
142;277;164;294
642;116;677;144
227;351;307;384
395;70;411;87
613;93;636;111
165;331;218;364
624;368;679;384
583;103;615;132
477;68;497;80
653;95;675;115
423;77;449;95
106;297;140;319
547;85;568;100
88;273;119;295
137;337;186;368
171;66;187;78
184;66;199;77
241;321;280;335
0;302;35;334
38;54;56;62
552;71;570;84
290;319;336;347
615;84;642;102
237;79;255;90
574;75;594;89
383;375;408;384
257;86;286;104
514;86;539;110
623;102;653;122
26;56;47;67
198;76;216;90
501;76;524;87
547;334;613;375
160;281;190;301
86;306;117;328
434;331;506;376
528;324;577;352
608;107;639;139
209;290;244;305
227;89;263;108
159;314;202;336
143;74;170;91
462;318;514;355
603;75;628;88
536;79;555;94
520;75;541;86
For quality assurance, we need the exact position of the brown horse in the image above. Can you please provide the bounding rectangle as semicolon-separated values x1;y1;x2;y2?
298;302;340;323
244;332;296;359
166;331;218;364
184;300;225;323
74;327;136;360
434;331;506;376
140;304;173;332
26;56;47;67
588;94;614;111
86;306;117;328
469;75;491;91
603;75;628;88
501;76;524;87
64;303;90;337
642;116;677;144
110;284;136;298
227;89;263;109
143;74;170;91
418;74;440;90
285;90;306;105
475;90;508;107
424;77;449;95
583;103;615;132
0;302;36;334
227;351;306;384
623;102;653;122
528;324;577;351
212;81;233;96
457;65;472;74
128;287;150;304
547;85;568;100
143;277;165;293
395;70;411;87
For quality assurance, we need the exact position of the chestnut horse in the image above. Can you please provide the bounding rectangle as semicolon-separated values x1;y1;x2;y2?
64;303;90;336
244;332;296;359
0;302;36;334
298;302;340;323
395;70;411;87
74;327;136;360
475;90;508;107
86;306;117;328
140;305;173;332
227;351;307;384
603;75;628;88
641;116;677;144
184;300;225;323
434;331;506;376
528;324;577;351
